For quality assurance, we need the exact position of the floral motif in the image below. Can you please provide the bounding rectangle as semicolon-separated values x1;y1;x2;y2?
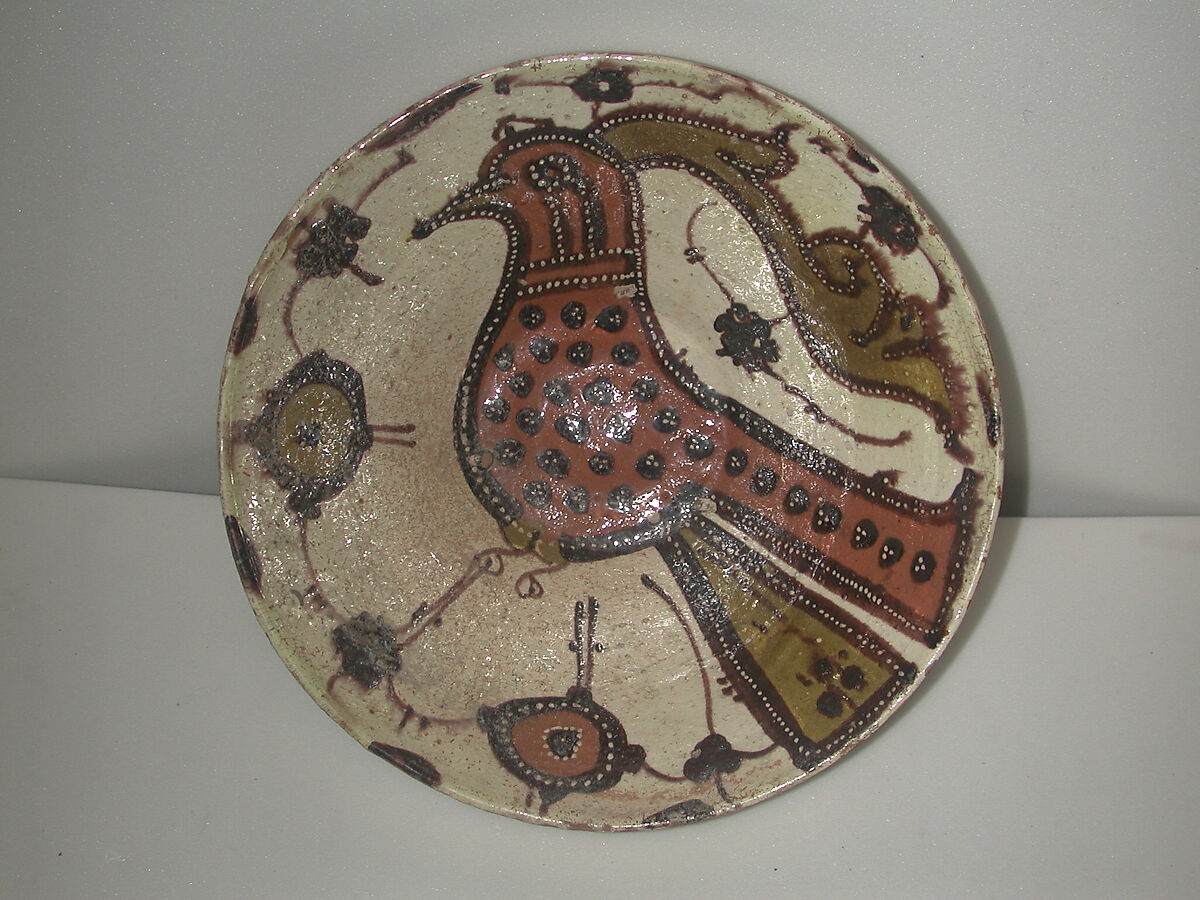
858;185;920;253
332;612;401;689
682;733;744;782
478;686;644;808
713;303;780;372
811;654;870;719
244;351;373;519
569;68;634;104
296;203;383;284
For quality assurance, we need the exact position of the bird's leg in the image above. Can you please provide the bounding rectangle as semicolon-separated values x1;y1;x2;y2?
514;562;566;599
397;543;531;650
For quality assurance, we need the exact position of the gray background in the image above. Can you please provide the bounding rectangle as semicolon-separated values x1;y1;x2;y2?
3;5;1199;898
1;0;1197;516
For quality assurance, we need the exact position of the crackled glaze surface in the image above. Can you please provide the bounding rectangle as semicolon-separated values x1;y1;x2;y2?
218;54;1002;830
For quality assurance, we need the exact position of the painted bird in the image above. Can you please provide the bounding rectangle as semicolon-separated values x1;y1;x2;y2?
413;120;976;770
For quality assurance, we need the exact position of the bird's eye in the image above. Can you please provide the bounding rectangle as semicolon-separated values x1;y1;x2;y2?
527;155;577;191
528;161;562;189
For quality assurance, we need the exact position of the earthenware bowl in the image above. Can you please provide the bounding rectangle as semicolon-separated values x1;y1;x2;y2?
218;53;1002;830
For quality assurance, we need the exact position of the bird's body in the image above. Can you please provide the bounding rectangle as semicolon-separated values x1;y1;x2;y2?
417;122;975;770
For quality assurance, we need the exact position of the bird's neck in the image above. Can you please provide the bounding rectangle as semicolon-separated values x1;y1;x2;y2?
510;146;640;273
513;246;641;301
509;189;641;299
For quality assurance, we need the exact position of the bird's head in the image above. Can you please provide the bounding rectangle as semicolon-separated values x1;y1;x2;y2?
412;131;637;263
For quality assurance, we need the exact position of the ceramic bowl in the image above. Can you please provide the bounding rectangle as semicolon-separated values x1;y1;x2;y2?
218;53;1002;830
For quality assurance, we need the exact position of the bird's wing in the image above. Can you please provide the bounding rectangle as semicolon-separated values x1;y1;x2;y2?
635;165;961;502
594;113;973;473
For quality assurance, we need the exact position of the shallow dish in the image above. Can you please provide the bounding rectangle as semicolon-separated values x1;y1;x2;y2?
218;53;1002;830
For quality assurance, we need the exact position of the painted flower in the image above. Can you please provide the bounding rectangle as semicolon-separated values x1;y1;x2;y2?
478;686;644;808
713;303;780;372
570;68;634;104
682;733;744;782
332;612;401;689
244;351;373;519
858;185;920;253
296;203;383;284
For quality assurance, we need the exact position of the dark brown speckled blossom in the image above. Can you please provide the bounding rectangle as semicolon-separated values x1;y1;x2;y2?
332;612;401;689
713;303;780;372
296;204;383;284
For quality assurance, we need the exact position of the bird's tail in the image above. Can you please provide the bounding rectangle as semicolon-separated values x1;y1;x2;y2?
713;468;978;650
658;516;917;771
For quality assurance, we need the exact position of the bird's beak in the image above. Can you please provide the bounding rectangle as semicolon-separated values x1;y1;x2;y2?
411;175;513;240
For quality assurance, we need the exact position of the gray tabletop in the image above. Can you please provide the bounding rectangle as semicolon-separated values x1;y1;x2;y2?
3;479;1197;898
